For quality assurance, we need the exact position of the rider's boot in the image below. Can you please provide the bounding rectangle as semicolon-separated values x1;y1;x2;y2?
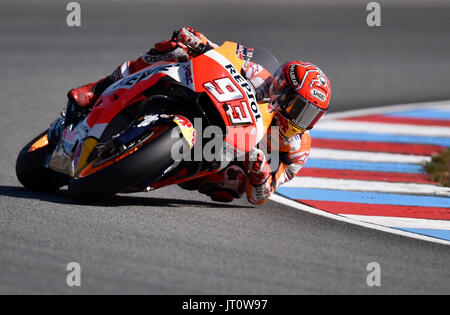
67;76;114;109
46;75;113;175
65;76;115;126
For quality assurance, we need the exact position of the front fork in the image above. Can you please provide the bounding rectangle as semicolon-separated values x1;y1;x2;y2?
46;102;91;177
48;99;89;146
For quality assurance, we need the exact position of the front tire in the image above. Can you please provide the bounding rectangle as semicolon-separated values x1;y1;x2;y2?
16;130;70;191
68;124;184;202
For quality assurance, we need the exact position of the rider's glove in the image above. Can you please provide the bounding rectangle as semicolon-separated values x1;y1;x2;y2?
174;27;206;55
173;27;218;56
244;148;274;205
152;27;203;54
245;148;271;186
151;27;217;61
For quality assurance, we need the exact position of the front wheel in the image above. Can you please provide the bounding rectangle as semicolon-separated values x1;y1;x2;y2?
16;130;70;191
68;124;184;202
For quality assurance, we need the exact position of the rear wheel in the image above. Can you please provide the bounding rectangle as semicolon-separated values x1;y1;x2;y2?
68;124;185;202
16;130;70;191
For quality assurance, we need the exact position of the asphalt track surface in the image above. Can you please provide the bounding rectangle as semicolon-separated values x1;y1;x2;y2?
1;0;449;294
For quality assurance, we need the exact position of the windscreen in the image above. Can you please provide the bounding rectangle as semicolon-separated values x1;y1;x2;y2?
249;47;280;76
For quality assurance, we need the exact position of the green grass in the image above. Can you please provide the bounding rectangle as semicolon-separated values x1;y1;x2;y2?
424;149;450;187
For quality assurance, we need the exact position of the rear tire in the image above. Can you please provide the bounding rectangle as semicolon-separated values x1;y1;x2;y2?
68;124;184;202
16;130;70;191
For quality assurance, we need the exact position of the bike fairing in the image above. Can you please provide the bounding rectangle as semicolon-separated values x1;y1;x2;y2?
45;42;265;189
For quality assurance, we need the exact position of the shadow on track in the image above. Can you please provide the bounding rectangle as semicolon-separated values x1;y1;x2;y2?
0;186;251;209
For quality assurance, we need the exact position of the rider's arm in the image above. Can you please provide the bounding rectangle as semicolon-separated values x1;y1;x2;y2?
114;27;218;79
246;132;311;205
273;132;311;189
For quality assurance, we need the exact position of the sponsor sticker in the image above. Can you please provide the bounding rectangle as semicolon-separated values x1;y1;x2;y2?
103;64;175;94
183;64;194;85
236;44;248;60
289;65;299;87
311;89;327;101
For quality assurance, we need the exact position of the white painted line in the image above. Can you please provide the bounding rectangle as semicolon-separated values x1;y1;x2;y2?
341;215;450;230
311;148;431;164
270;193;450;246
322;100;450;121
316;120;450;137
282;177;450;197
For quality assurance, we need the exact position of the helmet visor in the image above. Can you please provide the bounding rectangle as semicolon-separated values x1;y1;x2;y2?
282;89;326;130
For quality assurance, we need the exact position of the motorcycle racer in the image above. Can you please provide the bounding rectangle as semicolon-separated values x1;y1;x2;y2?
66;27;331;205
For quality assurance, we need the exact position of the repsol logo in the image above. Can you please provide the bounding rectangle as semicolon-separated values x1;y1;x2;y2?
224;64;261;121
311;89;327;101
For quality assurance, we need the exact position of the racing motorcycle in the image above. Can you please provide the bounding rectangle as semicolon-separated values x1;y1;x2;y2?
16;42;279;201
